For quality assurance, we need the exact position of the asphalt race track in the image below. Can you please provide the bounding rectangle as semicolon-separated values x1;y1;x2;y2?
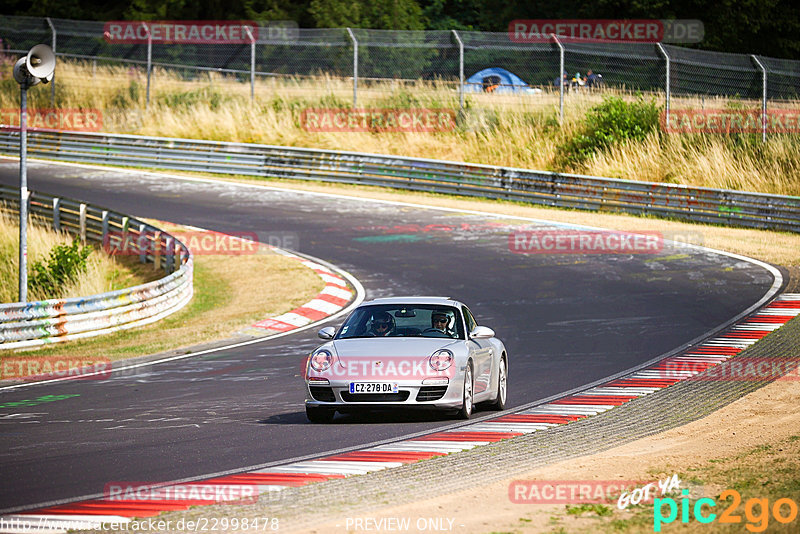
0;159;779;512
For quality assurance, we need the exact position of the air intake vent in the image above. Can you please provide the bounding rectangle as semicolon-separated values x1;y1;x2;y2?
416;386;448;401
309;386;335;402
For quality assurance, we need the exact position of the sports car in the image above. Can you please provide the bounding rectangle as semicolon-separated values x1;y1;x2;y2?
304;296;508;423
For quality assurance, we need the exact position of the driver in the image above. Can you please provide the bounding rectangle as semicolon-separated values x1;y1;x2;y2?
430;311;453;336
369;311;395;336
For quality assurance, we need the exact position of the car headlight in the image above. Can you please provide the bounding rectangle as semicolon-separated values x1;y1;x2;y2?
310;350;334;372
429;349;453;371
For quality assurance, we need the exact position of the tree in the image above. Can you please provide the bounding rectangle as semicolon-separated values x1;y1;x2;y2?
310;0;425;30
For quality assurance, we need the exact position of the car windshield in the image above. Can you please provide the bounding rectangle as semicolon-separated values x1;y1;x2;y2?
336;304;464;340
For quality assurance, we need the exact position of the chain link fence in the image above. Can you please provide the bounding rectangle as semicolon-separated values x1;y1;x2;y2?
1;15;799;135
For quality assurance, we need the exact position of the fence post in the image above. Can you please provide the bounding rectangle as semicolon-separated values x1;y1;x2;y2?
143;22;152;109
452;30;464;113
46;17;56;107
552;34;564;125
346;28;358;109
657;43;670;127
245;25;255;101
751;55;767;143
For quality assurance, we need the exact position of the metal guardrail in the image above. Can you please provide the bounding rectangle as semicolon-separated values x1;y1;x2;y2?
0;184;193;349
1;128;798;233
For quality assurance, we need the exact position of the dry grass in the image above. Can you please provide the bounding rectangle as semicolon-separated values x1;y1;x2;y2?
0;210;159;303
3;61;799;196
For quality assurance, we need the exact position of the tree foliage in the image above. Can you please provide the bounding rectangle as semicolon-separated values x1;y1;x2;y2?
8;0;800;59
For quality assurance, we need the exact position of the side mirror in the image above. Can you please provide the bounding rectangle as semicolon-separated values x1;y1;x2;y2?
470;326;495;339
317;326;336;340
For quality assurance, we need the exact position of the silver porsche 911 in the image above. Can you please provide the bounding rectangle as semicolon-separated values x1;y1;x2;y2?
304;296;508;423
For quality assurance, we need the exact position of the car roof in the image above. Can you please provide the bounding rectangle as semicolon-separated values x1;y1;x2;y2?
361;296;463;307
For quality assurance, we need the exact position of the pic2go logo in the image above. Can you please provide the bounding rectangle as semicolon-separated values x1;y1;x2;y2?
654;489;799;532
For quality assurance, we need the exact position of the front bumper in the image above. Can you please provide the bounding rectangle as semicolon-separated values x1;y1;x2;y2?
304;378;463;410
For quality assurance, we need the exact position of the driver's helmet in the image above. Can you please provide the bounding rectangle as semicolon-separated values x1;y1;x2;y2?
370;311;395;335
431;310;453;331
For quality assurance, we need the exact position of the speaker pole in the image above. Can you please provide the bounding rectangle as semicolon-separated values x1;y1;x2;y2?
13;44;55;303
19;80;28;303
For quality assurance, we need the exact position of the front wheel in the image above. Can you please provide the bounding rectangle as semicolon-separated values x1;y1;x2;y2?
488;357;507;410
306;405;335;423
457;364;474;419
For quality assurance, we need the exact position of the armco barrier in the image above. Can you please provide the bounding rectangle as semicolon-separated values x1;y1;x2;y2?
0;185;193;350
1;128;799;233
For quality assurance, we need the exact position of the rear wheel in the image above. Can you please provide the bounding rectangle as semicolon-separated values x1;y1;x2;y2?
457;364;474;419
306;405;335;423
488;357;507;410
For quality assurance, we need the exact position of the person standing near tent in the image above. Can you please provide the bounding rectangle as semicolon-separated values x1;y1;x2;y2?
585;69;599;87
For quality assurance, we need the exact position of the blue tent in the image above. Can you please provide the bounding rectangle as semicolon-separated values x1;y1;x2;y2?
465;67;541;94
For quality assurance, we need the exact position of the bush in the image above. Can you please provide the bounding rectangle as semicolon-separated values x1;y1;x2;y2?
555;96;662;169
29;240;92;298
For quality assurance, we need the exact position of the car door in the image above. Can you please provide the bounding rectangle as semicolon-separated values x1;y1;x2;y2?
463;306;493;396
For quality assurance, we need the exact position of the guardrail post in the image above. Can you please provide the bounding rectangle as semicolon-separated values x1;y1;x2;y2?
657;43;670;126
138;223;148;264
143;22;152;109
46;17;56;107
52;197;61;232
452;30;464;114
751;55;767;143
346;28;358;109
79;203;87;244
244;25;256;102
153;230;162;270
552;34;564;125
165;236;175;273
101;210;109;252
121;215;130;254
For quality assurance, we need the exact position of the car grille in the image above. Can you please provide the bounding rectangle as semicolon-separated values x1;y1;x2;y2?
340;391;410;403
416;386;448;401
309;386;336;402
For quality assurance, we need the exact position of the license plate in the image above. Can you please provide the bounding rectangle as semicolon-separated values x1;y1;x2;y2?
349;382;398;394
